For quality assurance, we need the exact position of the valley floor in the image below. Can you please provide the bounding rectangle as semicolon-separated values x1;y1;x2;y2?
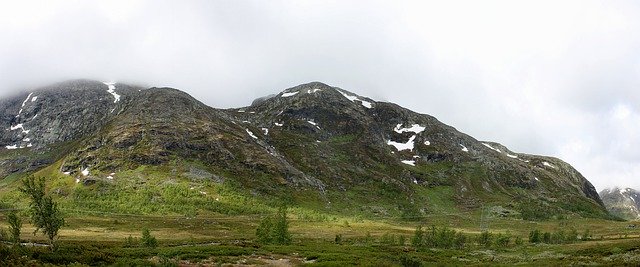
1;212;639;266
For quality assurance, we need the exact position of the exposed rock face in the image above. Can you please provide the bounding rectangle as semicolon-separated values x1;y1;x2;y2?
0;80;608;218
600;187;640;220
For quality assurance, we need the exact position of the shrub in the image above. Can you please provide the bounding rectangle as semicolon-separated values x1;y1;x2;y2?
380;233;396;246
411;226;424;248
478;231;492;248
256;206;291;245
256;216;274;244
141;229;158;248
542;232;551;243
334;234;343;245
514;236;523;246
0;228;7;242
124;235;139;248
454;232;467;249
582;229;591;241
495;233;510;248
398;235;407;246
529;229;541;243
7;211;22;245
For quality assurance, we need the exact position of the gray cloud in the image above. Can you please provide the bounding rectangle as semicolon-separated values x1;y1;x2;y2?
1;0;640;190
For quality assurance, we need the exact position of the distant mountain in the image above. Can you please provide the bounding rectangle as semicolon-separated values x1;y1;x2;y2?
0;80;609;219
600;187;640;220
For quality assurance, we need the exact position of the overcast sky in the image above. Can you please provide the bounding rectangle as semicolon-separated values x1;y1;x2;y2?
1;0;639;191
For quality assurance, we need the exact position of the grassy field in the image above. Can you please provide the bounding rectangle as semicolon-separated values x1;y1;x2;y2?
1;209;639;266
0;162;639;266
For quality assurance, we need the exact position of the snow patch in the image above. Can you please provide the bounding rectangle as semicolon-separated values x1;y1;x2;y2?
394;124;426;134
506;153;518;159
107;176;114;180
262;128;269;135
542;162;556;169
246;129;258;139
401;160;416;166
5;145;18;150
10;123;31;134
31;96;38;102
307;89;321;94
387;135;416;151
23;138;31;142
281;91;299;97
274;122;283;127
482;143;501;153
103;82;121;103
424;141;431;146
26;143;33;148
21;93;33;108
81;168;90;176
307;120;321;129
460;144;469;152
534;177;539;181
63;172;70;175
360;100;373;108
10;124;24;131
75;178;80;184
337;90;373;109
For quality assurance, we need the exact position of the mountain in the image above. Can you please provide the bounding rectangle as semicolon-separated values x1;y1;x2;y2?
0;80;609;220
600;187;640;220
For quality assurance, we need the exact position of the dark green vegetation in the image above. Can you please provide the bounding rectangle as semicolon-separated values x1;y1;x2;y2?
19;176;65;246
0;80;634;265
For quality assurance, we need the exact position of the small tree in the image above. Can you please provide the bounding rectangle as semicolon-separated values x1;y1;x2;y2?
581;229;591;241
411;225;424;248
19;176;64;247
529;229;541;243
7;211;22;245
256;216;274;244
256;205;291;245
478;231;492;248
273;206;291;245
141;228;158;248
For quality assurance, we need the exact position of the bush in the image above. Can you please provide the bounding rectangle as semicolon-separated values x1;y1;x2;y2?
398;235;407;246
141;229;158;248
495;233;510;248
334;234;343;245
380;233;396;246
478;231;492;248
542;232;551;243
411;226;424;248
529;229;541;243
412;226;467;249
0;228;7;242
256;206;291;245
124;235;139;248
582;229;591;241
7;211;22;244
514;236;523;246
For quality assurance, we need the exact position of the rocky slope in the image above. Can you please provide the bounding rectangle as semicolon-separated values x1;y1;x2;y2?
600;187;640;220
0;80;609;219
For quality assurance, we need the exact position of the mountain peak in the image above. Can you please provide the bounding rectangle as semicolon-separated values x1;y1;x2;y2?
600;187;640;220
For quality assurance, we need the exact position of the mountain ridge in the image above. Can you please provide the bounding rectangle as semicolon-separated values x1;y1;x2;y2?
0;80;609;220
